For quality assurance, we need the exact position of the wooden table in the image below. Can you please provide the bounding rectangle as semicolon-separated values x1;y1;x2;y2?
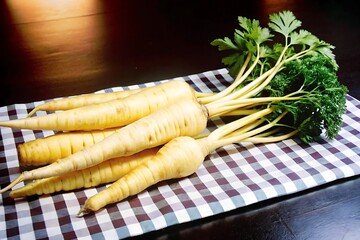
1;1;359;239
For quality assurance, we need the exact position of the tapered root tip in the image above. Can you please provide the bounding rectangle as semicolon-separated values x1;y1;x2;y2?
0;121;13;128
0;174;24;194
27;106;44;117
27;110;36;118
77;206;91;217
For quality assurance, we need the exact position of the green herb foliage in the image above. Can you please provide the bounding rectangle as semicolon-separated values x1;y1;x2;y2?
210;10;347;143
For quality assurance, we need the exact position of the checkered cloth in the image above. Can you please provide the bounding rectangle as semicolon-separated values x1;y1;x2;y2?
1;69;360;239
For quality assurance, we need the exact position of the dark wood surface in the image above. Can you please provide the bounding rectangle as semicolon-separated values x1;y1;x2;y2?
1;1;359;239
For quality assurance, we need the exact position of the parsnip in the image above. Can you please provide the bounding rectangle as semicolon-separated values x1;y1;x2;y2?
10;147;159;198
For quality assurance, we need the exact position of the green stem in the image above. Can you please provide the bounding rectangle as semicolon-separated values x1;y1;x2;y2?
208;108;273;142
246;129;298;143
210;66;274;105
211;110;287;149
200;46;262;104
199;52;252;104
234;51;253;82
219;109;260;116
206;94;301;118
240;62;285;99
284;48;313;63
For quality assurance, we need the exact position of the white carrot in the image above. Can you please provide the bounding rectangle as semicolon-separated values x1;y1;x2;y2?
27;88;143;117
0;80;196;131
9;147;160;198
78;107;298;214
0;98;208;193
18;128;119;166
78;136;209;215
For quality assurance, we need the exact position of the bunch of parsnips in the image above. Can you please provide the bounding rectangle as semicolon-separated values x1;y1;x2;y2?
0;11;347;216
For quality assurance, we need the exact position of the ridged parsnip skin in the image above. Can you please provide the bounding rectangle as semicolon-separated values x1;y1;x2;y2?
80;136;211;213
9;147;159;198
0;80;195;131
18;128;119;166
27;88;143;117
18;98;208;182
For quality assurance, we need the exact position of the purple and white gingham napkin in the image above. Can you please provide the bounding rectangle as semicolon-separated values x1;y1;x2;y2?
1;69;359;239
